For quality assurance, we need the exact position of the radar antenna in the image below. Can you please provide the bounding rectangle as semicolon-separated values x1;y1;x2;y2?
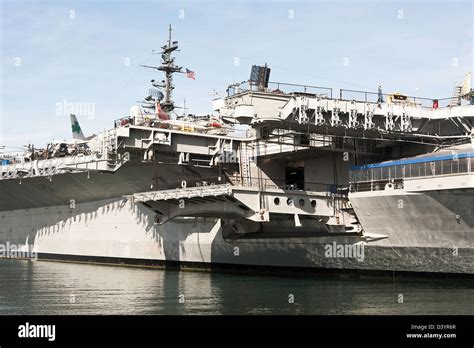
140;25;182;112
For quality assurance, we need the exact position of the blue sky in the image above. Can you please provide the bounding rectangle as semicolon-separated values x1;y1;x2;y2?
1;0;472;149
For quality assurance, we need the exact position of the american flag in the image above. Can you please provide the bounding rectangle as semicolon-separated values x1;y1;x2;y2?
186;68;195;80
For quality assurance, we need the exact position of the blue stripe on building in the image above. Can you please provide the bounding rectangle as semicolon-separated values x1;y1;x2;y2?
350;152;474;171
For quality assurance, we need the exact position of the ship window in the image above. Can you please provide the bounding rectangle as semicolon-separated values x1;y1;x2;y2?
410;163;418;177
448;160;454;174
286;198;294;207
352;170;358;182
429;162;436;176
274;197;280;205
373;167;381;181
355;169;366;182
381;167;389;180
420;163;426;177
442;160;447;174
311;200;317;207
393;165;400;179
459;158;468;173
299;199;305;207
453;159;460;173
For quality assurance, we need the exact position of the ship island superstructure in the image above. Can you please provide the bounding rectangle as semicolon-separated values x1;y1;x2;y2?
1;26;473;275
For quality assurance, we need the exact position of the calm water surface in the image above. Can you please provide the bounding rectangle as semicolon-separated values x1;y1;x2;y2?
0;259;473;315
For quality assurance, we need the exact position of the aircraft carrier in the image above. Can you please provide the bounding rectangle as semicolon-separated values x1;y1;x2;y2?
1;26;473;275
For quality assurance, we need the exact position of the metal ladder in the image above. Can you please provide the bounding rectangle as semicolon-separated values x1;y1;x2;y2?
104;130;117;165
240;142;251;186
449;86;463;106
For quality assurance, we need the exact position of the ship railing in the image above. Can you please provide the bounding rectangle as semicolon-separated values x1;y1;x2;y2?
226;81;457;108
113;115;249;138
339;89;453;108
114;115;171;128
227;80;333;99
349;156;472;192
349;180;404;193
114;115;177;129
150;175;230;191
114;116;133;127
0;154;102;180
0;131;123;180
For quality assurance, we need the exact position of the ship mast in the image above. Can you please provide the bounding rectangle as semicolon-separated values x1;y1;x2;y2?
141;25;182;113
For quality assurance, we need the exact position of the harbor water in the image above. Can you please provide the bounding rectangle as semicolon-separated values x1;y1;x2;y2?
0;259;472;315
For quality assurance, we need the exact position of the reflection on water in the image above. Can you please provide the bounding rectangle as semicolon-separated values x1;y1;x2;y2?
0;259;473;315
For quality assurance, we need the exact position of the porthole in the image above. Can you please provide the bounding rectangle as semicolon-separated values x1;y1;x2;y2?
274;197;280;205
287;198;294;207
311;200;317;208
299;199;305;207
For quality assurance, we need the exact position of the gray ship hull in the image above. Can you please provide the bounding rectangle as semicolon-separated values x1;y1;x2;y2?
1;194;472;275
